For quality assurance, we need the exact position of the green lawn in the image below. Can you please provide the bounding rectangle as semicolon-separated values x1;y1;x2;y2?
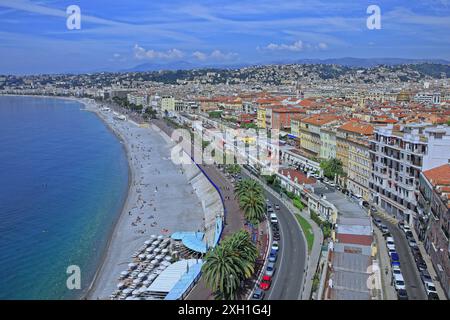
295;214;314;254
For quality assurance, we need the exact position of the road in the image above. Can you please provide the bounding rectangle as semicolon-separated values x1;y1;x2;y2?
378;216;427;300
242;171;307;300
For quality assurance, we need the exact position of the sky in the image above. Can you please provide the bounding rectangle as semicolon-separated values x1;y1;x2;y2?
0;0;450;74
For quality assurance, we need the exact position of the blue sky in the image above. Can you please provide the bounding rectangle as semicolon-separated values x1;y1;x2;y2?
0;0;450;74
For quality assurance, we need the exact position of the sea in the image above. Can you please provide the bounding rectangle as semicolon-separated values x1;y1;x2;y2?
0;96;129;299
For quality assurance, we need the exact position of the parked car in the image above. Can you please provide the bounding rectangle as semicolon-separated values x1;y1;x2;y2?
265;262;275;277
392;265;402;278
388;248;397;257
373;218;382;227
401;224;411;234
268;249;278;262
362;201;370;208
416;258;427;272
275;204;280;210
270;213;278;224
391;252;400;263
424;282;438;299
393;274;406;291
420;270;433;286
252;288;264;300
386;237;396;251
273;232;280;241
271;241;279;252
397;289;408;300
405;231;414;240
380;224;389;234
259;275;272;291
409;239;418;249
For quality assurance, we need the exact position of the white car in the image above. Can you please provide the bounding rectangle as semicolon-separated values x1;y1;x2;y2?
402;224;411;233
425;282;437;297
386;237;396;251
392;265;402;278
271;241;280;251
388;248;397;257
393;274;406;291
270;213;278;224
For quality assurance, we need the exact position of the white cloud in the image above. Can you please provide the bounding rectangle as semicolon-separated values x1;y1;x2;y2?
133;44;184;60
192;49;238;61
259;39;328;52
265;40;304;51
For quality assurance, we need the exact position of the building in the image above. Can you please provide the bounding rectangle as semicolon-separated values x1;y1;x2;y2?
161;96;175;112
347;137;372;201
336;121;374;189
417;164;450;298
299;115;339;159
271;108;305;131
370;124;450;225
320;127;337;160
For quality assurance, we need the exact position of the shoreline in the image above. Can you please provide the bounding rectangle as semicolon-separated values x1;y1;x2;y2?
79;100;134;299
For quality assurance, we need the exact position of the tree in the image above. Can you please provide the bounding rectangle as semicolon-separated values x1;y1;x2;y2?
202;245;241;300
202;230;257;300
234;179;263;199
239;191;266;224
320;158;345;180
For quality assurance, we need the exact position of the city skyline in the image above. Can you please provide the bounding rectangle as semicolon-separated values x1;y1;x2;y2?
1;0;450;74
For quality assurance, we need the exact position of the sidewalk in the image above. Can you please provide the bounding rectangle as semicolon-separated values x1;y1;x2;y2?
373;226;397;300
243;168;323;300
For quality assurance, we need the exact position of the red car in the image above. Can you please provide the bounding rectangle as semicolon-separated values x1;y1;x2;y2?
259;275;272;291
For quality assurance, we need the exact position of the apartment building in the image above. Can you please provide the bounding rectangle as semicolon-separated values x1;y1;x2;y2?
347;137;372;201
299;115;339;159
271;108;305;131
336;121;374;189
320;127;337;160
417;164;450;298
161;96;175;112
370;124;450;225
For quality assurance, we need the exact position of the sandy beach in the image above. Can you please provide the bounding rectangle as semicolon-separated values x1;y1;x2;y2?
83;101;205;300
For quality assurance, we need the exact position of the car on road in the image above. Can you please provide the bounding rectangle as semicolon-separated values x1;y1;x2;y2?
393;274;406;291
275;204;280;210
401;224;411;234
265;262;275;277
397;289;408;300
271;241;279;252
373;217;382;226
270;213;278;224
380;224;389;234
424;282;438;299
272;231;280;241
268;249;278;263
409;239;418;249
259;275;272;291
420;270;433;286
405;230;414;240
386;237;396;251
252;288;264;300
392;265;402;278
388;248;397;257
390;252;400;263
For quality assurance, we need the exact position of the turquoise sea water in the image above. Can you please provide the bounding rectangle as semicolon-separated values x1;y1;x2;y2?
0;96;129;299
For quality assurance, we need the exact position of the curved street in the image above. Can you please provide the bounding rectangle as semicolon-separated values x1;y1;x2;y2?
242;171;307;300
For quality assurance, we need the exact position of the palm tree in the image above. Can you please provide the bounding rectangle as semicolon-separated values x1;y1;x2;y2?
202;245;242;300
202;230;258;300
239;191;266;224
223;230;258;278
234;179;263;199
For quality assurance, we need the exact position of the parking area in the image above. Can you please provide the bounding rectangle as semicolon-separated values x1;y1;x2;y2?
373;215;432;300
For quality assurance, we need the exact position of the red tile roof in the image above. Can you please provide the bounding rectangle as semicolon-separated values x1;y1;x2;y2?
279;169;316;185
336;234;373;246
423;164;450;187
338;121;374;136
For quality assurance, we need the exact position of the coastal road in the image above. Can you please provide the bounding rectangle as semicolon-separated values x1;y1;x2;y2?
377;215;427;300
242;171;307;300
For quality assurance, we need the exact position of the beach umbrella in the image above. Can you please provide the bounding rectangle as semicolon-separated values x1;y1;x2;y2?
133;278;141;285
164;256;173;262
150;234;157;240
128;263;137;269
161;249;169;254
155;254;164;260
122;288;132;295
137;272;147;279
132;289;140;296
144;240;152;246
153;248;161;254
138;254;146;260
120;271;129;277
117;282;126;289
157;235;164;240
150;259;158;265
